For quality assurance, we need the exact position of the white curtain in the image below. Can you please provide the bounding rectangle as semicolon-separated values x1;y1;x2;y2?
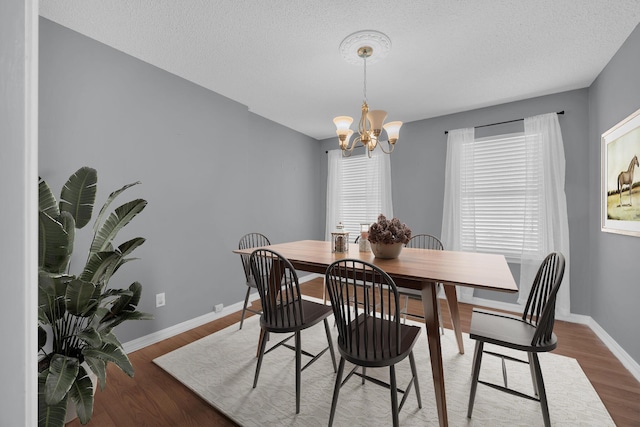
325;150;343;240
369;149;394;220
325;149;393;240
520;113;570;316
441;128;475;302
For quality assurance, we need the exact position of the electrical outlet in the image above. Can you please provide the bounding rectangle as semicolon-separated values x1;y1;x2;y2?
214;303;223;313
156;293;166;307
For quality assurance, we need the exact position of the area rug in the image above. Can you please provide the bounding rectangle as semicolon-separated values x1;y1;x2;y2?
153;305;614;426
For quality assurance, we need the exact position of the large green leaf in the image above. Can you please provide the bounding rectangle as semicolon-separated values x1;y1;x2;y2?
38;370;67;427
79;251;119;284
39;177;59;218
67;365;94;424
83;356;106;391
44;354;79;405
38;325;48;351
38;274;71;325
76;327;102;348
90;199;147;255
39;212;73;273
83;342;134;377
93;181;141;234
85;238;146;286
110;281;142;314
59;167;97;229
117;237;146;256
65;278;98;317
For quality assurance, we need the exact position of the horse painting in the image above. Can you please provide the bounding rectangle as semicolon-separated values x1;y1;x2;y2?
618;154;639;206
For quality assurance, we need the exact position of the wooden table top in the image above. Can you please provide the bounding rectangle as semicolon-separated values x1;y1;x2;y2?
234;239;517;293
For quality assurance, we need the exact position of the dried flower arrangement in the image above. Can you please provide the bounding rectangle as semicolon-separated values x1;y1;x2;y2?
367;214;412;245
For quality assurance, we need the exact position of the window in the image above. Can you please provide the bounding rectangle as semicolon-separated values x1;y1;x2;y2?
458;132;542;261
325;150;393;241
442;114;569;313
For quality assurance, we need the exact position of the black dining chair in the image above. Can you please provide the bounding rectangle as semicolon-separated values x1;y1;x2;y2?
250;248;337;414
467;252;565;427
237;233;271;330
399;234;445;334
325;259;422;427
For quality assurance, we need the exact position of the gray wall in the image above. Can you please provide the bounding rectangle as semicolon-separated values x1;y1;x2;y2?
588;24;640;363
1;0;37;424
319;89;589;307
39;18;323;343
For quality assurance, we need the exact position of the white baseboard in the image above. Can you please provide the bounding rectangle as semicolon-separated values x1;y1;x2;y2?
123;276;640;384
586;317;640;382
122;273;320;354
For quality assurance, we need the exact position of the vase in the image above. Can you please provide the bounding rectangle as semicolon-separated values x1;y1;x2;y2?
370;242;404;259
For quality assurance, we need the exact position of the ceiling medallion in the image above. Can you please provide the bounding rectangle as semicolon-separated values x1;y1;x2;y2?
339;30;391;66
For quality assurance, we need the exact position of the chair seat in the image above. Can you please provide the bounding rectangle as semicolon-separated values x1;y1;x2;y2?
469;308;557;353
261;298;333;333
339;314;421;367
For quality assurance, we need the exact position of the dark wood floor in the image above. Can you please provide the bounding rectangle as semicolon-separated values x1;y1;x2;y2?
69;278;640;426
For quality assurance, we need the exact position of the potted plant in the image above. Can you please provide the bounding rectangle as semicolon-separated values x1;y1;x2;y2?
367;214;412;259
38;167;152;426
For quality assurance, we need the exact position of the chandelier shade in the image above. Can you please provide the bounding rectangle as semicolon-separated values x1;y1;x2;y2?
333;30;402;158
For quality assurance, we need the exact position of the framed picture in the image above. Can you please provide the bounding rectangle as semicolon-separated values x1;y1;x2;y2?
602;107;640;237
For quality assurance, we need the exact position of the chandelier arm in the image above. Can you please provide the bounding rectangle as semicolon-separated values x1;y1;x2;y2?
377;140;396;154
342;136;362;157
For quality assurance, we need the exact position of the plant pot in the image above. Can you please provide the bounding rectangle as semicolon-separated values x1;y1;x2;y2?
370;242;404;259
65;364;98;424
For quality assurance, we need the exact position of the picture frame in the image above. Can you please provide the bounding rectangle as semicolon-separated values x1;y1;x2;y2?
601;107;640;237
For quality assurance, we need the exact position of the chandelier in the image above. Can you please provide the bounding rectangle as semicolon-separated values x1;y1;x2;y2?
333;30;402;158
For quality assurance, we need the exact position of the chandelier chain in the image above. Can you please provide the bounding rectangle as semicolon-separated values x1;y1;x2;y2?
363;56;367;103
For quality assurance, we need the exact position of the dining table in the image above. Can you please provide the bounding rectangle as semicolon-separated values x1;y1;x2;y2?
234;239;518;427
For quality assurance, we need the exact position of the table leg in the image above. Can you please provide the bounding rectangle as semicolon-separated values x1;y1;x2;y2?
421;281;448;427
443;285;465;354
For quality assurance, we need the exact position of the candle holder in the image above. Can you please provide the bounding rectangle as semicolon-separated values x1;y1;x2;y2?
359;223;371;252
331;222;349;253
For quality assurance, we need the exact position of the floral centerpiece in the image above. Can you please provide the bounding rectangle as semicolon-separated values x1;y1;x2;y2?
367;214;411;258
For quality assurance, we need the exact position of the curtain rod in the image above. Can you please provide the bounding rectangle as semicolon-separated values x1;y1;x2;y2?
443;111;565;135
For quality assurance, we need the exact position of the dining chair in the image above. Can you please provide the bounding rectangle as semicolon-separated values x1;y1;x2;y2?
237;233;271;330
325;259;422;427
399;234;445;334
249;248;337;414
467;252;565;427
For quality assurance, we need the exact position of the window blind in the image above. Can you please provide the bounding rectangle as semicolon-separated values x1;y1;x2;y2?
339;154;382;241
459;132;542;261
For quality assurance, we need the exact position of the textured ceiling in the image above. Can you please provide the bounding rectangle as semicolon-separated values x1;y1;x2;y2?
40;1;640;140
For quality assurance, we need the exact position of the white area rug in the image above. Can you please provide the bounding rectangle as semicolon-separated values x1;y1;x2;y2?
153;306;614;426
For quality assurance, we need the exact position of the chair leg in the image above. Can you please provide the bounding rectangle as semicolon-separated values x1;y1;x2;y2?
323;319;337;372
323;278;327;305
328;358;346;427
527;352;539;397
295;331;301;414
389;364;400;427
409;351;422;408
239;287;252;330
467;340;484;418
402;295;409;324
253;330;269;388
531;353;551;427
